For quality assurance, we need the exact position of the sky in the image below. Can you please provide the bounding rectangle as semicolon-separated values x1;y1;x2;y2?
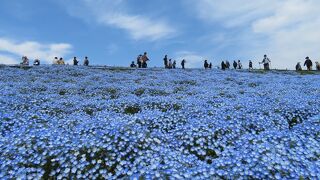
0;0;320;69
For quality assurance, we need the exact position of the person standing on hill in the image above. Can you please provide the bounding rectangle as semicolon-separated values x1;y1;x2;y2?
296;62;302;71
57;58;65;65
316;62;320;71
221;61;226;70
20;56;29;65
172;60;176;69
209;63;212;69
130;61;137;68
33;59;40;66
225;61;230;69
168;59;172;69
136;54;142;68
84;57;89;66
304;57;313;71
141;52;149;68
204;60;209;69
233;60;237;69
181;59;186;69
53;57;58;65
163;55;168;68
238;60;242;69
249;60;253;70
260;55;271;70
73;57;79;65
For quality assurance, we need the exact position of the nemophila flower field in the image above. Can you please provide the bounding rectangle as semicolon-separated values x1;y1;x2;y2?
0;66;319;179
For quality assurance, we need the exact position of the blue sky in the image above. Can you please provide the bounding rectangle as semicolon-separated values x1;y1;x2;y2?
1;0;320;69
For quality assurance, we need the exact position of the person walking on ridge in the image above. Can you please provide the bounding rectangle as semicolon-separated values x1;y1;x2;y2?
141;52;149;68
260;55;271;70
304;57;313;71
233;60;237;69
73;57;79;66
204;60;209;69
181;59;186;69
163;55;168;68
84;57;89;66
249;60;253;70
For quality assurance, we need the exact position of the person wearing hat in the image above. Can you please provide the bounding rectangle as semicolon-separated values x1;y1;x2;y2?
260;55;271;70
304;57;313;71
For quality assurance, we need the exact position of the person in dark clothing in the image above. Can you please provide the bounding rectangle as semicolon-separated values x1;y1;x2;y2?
73;57;79;65
249;60;253;70
221;61;226;70
209;63;212;69
33;59;40;66
304;57;313;70
204;60;209;69
233;61;237;69
137;54;142;68
84;57;89;66
163;55;168;68
130;61;137;68
295;62;302;71
173;60;176;69
225;61;230;69
181;59;186;69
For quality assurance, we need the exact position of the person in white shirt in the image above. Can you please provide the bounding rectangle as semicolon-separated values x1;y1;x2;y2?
53;57;58;65
260;55;271;70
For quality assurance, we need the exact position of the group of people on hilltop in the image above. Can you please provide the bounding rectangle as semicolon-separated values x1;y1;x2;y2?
216;55;271;71
204;60;213;69
295;57;320;71
163;55;186;69
131;52;150;68
204;55;271;71
53;56;90;66
20;56;41;66
19;56;90;66
72;57;90;66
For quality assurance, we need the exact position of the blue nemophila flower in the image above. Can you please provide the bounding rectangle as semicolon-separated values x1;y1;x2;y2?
0;66;319;179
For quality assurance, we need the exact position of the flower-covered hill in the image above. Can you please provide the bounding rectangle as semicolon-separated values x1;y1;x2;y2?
0;66;319;179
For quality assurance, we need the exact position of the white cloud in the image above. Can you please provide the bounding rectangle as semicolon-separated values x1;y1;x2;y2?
0;38;72;64
102;13;175;41
188;0;320;69
174;51;207;68
189;0;276;27
62;0;176;41
0;55;18;65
